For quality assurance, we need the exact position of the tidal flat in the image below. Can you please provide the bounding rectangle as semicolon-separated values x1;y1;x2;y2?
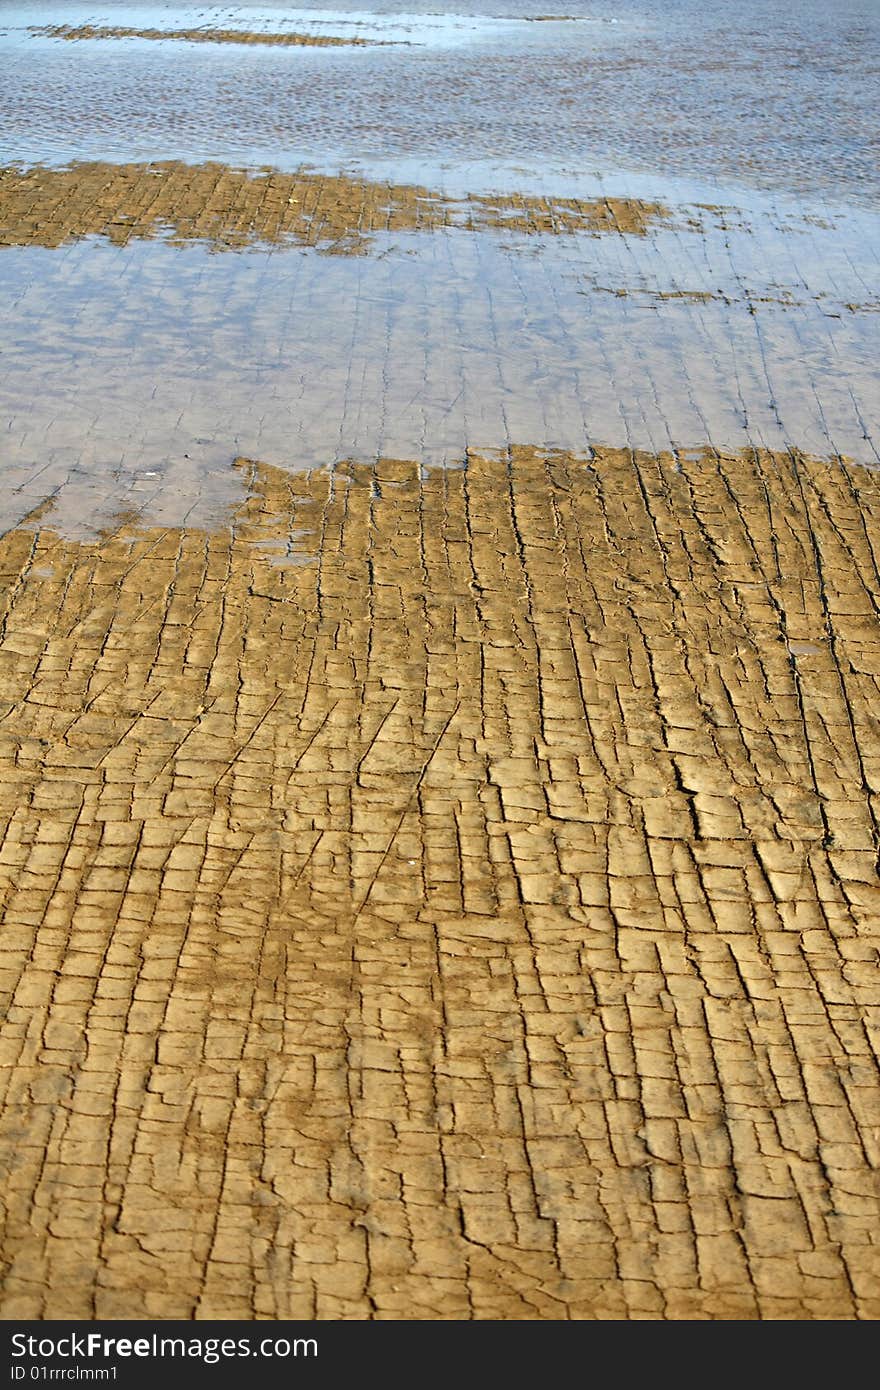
0;0;878;1320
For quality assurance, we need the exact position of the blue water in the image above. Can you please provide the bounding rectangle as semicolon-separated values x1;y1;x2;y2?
1;0;878;533
0;0;877;207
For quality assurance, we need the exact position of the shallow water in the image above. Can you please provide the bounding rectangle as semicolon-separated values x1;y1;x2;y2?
1;0;878;534
2;0;878;205
2;200;878;534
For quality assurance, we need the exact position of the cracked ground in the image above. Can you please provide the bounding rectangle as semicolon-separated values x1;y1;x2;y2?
0;444;878;1318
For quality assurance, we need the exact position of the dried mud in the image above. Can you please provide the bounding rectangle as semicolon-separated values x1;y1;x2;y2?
1;445;879;1319
32;25;385;49
0;162;671;255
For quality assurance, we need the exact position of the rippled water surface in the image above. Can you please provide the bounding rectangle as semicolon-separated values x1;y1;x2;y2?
2;0;878;203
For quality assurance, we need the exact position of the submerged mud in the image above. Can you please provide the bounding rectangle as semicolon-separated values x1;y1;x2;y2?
0;161;671;254
0;445;878;1319
32;24;387;49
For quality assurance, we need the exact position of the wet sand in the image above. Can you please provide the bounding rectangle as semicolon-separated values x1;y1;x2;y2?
0;162;669;252
0;444;879;1319
32;25;387;49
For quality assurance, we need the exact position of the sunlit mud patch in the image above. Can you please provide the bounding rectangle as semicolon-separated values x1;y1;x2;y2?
31;23;393;47
0;444;878;1319
0;161;671;252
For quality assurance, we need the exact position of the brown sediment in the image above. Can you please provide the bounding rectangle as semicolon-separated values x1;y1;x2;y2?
585;284;880;315
0;443;879;1319
0;161;671;254
592;286;810;307
592;285;723;303
31;24;389;48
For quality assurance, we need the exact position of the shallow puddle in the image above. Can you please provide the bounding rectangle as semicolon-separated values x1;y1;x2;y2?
1;173;878;535
3;2;879;540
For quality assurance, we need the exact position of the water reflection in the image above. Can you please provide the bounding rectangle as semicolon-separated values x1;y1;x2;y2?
2;199;877;536
1;0;877;539
1;0;877;205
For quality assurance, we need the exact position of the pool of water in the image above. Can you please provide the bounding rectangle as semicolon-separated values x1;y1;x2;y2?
2;197;878;535
0;0;877;537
